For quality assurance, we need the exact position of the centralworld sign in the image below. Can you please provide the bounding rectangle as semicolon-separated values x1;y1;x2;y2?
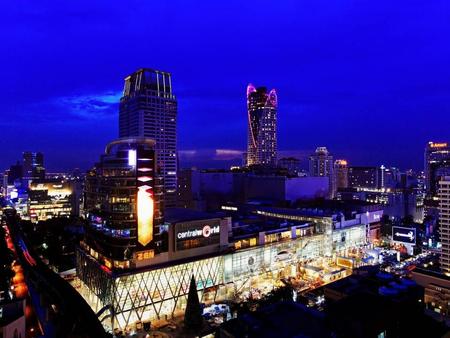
177;224;220;240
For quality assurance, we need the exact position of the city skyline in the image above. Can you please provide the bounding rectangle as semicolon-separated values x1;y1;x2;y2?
2;3;450;336
1;1;450;171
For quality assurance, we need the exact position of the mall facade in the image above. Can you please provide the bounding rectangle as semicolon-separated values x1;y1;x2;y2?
77;210;375;331
76;137;382;331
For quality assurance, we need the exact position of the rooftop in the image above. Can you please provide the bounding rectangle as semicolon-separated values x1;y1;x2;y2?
165;208;225;224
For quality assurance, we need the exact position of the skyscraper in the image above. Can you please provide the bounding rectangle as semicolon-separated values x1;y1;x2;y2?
23;151;45;184
83;137;164;269
119;68;177;206
438;176;450;273
334;159;349;191
424;142;450;197
309;147;333;197
246;84;277;167
7;161;23;185
309;147;333;177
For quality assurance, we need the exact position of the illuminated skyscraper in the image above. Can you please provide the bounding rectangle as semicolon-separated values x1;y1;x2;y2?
438;176;450;273
309;147;333;197
23;151;45;184
424;142;450;197
309;147;333;177
119;68;177;206
83;137;164;269
334;159;349;191
246;84;277;167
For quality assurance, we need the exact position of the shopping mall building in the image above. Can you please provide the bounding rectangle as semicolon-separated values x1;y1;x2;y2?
76;137;383;331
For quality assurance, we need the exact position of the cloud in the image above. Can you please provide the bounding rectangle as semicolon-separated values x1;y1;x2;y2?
179;148;244;161
215;149;243;160
0;90;121;128
53;91;121;119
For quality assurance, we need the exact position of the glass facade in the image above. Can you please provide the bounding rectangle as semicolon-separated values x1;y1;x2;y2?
246;84;277;167
83;138;164;266
76;222;367;331
119;68;178;207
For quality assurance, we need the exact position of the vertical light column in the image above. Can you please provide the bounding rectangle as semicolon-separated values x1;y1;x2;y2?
137;186;154;246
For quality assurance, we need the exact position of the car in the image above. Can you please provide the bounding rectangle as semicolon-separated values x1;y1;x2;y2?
275;250;293;262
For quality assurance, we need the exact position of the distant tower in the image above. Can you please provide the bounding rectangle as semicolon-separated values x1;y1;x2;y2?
334;159;349;192
424;142;450;197
23;151;45;184
439;176;450;273
119;68;178;206
309;147;333;177
309;147;333;197
246;84;277;167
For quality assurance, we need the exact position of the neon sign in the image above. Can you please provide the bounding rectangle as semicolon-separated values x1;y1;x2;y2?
177;225;220;240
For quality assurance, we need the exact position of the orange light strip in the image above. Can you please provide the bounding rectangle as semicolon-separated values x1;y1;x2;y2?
137;187;153;246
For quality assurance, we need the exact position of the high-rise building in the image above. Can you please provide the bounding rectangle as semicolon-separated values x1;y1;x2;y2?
246;84;277;167
348;166;378;189
22;151;45;184
309;147;333;196
119;68;177;206
438;176;450;273
425;142;450;197
378;166;401;189
309;147;333;177
334;160;349;191
83;137;164;270
7;162;23;185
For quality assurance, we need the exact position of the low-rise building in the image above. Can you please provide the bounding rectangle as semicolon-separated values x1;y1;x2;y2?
28;180;75;221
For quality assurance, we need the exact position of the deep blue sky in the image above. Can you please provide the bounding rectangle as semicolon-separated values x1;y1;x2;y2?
1;1;449;171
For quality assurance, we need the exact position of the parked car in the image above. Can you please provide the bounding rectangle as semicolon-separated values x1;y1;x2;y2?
275;250;293;262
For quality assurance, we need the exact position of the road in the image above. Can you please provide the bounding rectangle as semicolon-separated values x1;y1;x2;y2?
4;212;110;337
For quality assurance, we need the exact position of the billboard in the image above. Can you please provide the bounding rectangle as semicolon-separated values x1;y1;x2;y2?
175;220;221;251
392;226;416;245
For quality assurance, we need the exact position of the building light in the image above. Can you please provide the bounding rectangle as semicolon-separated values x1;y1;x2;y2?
128;149;137;166
137;187;153;246
430;142;448;148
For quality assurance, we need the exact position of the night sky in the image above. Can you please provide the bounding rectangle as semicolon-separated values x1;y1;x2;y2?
1;1;449;172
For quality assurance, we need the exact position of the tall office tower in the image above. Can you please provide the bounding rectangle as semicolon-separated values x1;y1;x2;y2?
83;137;164;270
23;152;45;184
438;176;450;273
425;142;450;197
309;147;333;197
334;159;349;191
119;68;177;206
309;147;333;177
7;162;23;185
246;84;277;167
378;166;401;189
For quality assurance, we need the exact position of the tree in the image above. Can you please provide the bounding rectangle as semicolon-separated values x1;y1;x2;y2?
184;274;203;332
260;285;295;307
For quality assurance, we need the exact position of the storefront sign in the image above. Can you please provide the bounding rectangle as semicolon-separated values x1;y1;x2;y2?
177;224;220;240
